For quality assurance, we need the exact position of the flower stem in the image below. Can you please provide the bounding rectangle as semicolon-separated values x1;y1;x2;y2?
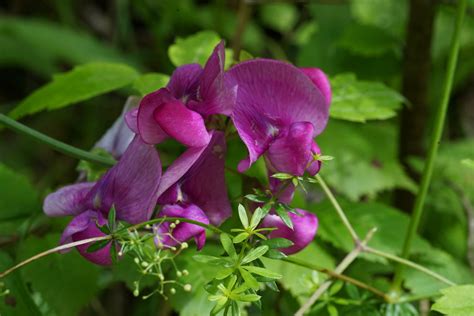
315;174;359;242
391;0;467;291
0;113;116;167
295;228;377;316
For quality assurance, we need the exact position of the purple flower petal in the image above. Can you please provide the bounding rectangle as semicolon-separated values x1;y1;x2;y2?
181;131;231;225
262;209;318;255
60;210;112;266
96;96;139;158
88;135;162;224
300;68;332;107
167;64;203;100
307;141;322;176
266;122;315;176
154;99;211;147
125;108;139;134
269;177;295;205
155;204;209;250
188;41;234;116
227;59;329;171
137;88;172;144
43;182;95;217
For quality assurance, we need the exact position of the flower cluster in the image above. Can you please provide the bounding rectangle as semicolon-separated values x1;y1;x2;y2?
43;41;331;265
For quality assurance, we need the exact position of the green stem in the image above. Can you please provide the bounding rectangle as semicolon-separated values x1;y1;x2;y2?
316;174;360;242
125;216;225;234
392;0;467;290
0;114;116;167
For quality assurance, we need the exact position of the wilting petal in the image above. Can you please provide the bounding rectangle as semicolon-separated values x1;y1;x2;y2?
60;210;112;266
167;64;203;100
307;141;322;176
300;68;332;107
88;136;162;224
227;59;329;171
266;122;314;176
262;209;318;255
154;99;210;147
181;131;231;225
137;88;172;144
96;96;139;158
155;204;209;250
44;182;95;217
188;41;234;116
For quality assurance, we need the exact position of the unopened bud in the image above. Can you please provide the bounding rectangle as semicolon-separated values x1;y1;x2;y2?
171;247;177;252
184;284;192;292
141;261;149;267
182;269;189;276
158;274;165;281
175;220;180;225
170;223;176;229
170;288;176;294
134;258;140;264
133;289;139;297
176;271;182;277
145;224;151;229
181;242;188;249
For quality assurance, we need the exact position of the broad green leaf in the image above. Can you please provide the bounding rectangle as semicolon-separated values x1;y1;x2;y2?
241;246;269;265
0;163;39;221
0;252;41;316
241;266;282;279
239;267;259;290
168;31;221;67
260;3;298;33
432;285;474;316
10;62;139;119
238;204;249;228
17;234;100;316
132;73;170;96
330;73;405;122
220;233;236;258
0;18;133;76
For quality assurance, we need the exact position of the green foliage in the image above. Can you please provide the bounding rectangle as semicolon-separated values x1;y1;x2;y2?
318;120;416;200
260;3;298;33
432;284;474;316
132;73;170;96
168;31;221;67
17;234;100;315
0;18;132;76
0;163;39;221
10;62;139;119
330;73;405;122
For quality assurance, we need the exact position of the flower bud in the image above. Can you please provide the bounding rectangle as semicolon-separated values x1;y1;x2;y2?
182;269;189;276
134;258;140;264
183;284;192;292
170;288;176;295
176;271;182;277
181;242;189;249
170;223;176;229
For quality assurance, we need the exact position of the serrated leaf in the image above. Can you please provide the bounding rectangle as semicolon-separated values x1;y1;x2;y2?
330;73;405;122
241;266;282;279
132;73;170;96
238;204;249;228
275;204;293;229
239;267;259;290
220;233;237;258
168;31;221;67
10;62;139;119
432;285;474;316
241;246;269;265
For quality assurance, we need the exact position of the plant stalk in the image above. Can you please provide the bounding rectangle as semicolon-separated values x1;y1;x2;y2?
392;0;468;290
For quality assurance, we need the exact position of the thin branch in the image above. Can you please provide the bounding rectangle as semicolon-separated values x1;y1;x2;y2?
316;174;360;243
0;114;116;167
295;228;377;316
0;236;111;279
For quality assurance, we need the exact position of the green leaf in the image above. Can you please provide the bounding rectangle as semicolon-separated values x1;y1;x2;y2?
239;267;259;290
264;249;287;260
432;285;474;316
215;268;234;280
193;255;229;266
275;204;293;229
233;232;249;244
241;266;282;279
260;3;298;33
241;246;269;265
10;62;139;119
330;73;405;122
0;163;39;221
86;239;111;253
327;304;339;316
245;194;266;203
132;73;170;96
238;204;249;228
261;238;294;249
271;173;294;180
108;205;116;230
17;234;100;315
168;31;221;67
234;294;261;302
250;207;265;229
220;233;237;258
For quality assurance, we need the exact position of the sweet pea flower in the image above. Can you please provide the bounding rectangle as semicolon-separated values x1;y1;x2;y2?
127;41;233;148
43;136;162;265
226;59;331;176
262;209;318;255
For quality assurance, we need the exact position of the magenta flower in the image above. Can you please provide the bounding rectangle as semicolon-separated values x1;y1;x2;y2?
226;59;330;176
43;136;162;265
262;209;318;255
154;204;209;250
127;41;233;147
156;131;231;226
